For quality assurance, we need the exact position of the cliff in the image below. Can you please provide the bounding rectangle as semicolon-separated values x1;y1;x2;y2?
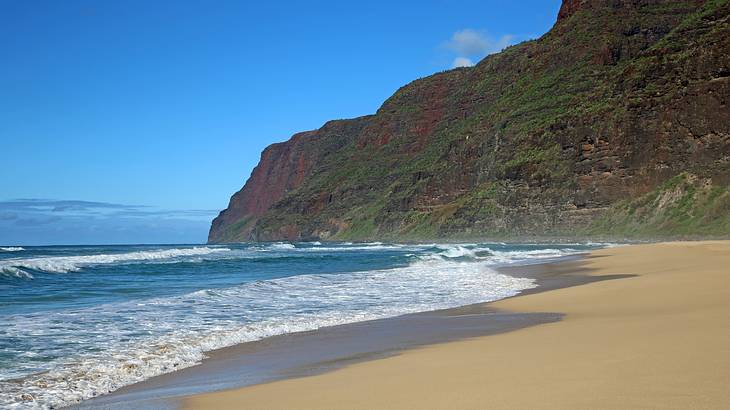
210;0;730;243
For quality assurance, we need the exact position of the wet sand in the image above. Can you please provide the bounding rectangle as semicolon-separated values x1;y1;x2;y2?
184;241;730;409
75;255;617;409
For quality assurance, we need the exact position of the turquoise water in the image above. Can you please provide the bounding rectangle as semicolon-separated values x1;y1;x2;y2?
0;241;609;408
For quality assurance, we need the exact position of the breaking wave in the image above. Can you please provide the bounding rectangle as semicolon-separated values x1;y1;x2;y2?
0;247;231;279
418;244;585;264
268;242;296;250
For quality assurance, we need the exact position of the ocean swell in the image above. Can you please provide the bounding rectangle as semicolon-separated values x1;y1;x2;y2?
0;247;231;279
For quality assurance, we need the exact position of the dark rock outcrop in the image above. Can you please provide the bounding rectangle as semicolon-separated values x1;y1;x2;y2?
210;0;730;243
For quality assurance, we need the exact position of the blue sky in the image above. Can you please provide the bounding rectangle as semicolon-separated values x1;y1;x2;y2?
0;0;561;245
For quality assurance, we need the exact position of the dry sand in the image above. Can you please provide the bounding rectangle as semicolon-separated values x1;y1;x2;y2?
184;241;730;409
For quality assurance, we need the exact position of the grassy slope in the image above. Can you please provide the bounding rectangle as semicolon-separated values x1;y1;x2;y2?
589;173;730;237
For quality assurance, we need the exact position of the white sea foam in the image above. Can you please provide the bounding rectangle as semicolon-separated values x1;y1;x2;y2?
415;244;584;265
300;243;416;252
585;241;622;248
0;247;24;252
0;257;535;409
487;248;581;264
268;243;296;250
0;247;231;278
435;244;480;258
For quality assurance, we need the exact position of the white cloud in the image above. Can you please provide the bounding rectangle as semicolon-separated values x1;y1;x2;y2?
444;29;517;68
452;57;475;68
447;29;489;55
493;34;516;52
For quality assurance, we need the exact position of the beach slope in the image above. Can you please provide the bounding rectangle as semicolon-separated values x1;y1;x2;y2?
185;241;730;409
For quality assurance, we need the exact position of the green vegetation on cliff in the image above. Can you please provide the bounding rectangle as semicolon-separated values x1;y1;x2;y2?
589;173;730;237
210;0;730;243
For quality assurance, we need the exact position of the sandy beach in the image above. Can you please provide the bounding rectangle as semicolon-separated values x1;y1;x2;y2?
184;241;730;409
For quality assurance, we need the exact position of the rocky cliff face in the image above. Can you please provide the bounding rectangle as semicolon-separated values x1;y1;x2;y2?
210;0;730;243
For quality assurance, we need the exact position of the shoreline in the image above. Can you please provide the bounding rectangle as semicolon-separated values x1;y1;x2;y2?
74;252;612;409
183;241;730;409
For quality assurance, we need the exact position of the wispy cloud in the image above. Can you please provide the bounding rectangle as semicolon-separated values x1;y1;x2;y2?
444;29;518;68
0;199;217;221
452;57;475;68
0;199;143;212
0;212;17;221
0;199;221;245
14;216;62;226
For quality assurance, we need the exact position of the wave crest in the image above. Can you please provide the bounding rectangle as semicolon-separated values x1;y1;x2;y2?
418;244;582;264
0;247;231;279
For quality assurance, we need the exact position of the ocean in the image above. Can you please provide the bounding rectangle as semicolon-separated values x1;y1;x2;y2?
0;241;611;408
